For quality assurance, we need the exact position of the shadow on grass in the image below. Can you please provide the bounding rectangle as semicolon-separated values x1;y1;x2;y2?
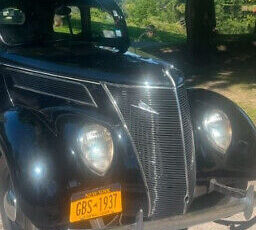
185;38;256;91
136;33;256;91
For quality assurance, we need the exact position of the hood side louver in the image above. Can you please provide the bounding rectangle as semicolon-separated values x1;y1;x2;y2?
5;68;97;107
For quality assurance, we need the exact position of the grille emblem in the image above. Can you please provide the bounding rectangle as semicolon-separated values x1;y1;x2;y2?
131;101;159;115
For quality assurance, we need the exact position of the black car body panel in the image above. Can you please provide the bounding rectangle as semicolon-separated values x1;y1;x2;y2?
0;46;172;87
0;0;255;229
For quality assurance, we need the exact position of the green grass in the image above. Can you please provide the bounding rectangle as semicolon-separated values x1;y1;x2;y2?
240;105;256;124
127;23;186;45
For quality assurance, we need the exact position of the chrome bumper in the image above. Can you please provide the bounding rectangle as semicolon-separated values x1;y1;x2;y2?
71;182;255;230
111;185;255;230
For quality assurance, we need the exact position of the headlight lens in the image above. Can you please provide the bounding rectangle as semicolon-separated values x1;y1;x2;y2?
78;124;114;176
203;110;232;154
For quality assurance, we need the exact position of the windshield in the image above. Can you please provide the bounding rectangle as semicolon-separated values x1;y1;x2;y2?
0;0;129;50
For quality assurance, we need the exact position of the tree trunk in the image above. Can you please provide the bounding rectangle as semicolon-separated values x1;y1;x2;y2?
185;0;216;61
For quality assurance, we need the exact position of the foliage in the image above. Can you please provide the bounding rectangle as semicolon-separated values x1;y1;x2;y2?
120;0;256;39
123;0;185;27
121;0;187;43
215;0;256;34
91;8;115;24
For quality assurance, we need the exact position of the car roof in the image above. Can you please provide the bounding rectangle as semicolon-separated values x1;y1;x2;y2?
0;0;120;10
0;0;126;47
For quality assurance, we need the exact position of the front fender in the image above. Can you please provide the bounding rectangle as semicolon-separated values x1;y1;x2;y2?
188;88;256;179
0;107;68;228
0;106;147;229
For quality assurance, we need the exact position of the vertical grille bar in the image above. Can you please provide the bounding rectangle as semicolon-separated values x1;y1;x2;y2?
106;84;195;219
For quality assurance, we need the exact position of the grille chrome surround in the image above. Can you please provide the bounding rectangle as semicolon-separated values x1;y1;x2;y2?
178;86;196;201
102;83;152;217
105;82;196;219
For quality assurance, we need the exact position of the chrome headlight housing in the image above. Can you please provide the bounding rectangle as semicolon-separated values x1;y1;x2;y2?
78;124;114;176
203;110;232;154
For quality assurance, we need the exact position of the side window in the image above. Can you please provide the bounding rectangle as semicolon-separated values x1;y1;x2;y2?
0;8;25;25
90;8;121;39
53;6;82;36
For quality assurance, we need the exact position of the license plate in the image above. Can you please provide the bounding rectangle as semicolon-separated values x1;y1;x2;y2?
70;184;122;223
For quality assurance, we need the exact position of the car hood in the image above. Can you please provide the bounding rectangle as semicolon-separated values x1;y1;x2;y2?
0;44;182;87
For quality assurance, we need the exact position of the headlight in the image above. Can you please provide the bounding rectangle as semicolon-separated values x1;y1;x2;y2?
78;124;114;176
203;110;232;154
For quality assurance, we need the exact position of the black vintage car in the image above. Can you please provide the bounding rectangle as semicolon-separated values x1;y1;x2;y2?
0;0;256;230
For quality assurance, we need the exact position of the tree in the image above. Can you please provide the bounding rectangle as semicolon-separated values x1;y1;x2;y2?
185;0;216;60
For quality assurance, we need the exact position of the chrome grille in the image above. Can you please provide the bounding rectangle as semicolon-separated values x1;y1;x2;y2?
107;84;195;219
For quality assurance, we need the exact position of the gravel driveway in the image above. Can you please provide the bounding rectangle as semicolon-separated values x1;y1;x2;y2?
1;212;255;229
190;181;256;230
0;209;255;229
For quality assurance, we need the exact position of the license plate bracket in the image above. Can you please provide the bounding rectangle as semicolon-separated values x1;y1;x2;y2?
70;184;122;223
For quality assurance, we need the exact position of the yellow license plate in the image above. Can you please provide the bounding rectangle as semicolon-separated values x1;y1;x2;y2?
70;184;122;223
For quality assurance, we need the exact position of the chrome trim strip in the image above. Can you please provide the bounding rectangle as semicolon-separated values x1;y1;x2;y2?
189;110;196;200
1;64;184;89
3;77;14;107
3;190;17;222
0;34;10;46
1;63;100;85
102;83;152;217
0;34;26;47
103;81;184;90
165;71;190;214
